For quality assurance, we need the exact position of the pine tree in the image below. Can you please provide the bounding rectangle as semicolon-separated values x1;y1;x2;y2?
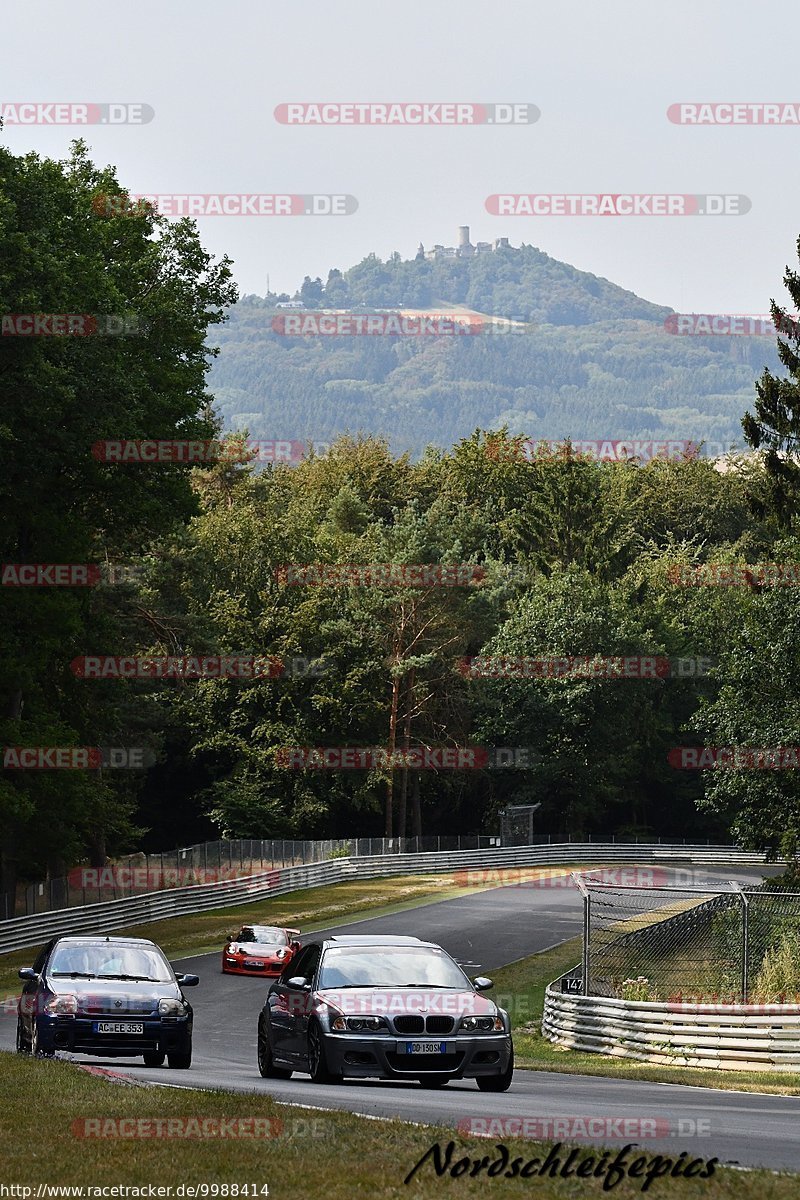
742;239;800;524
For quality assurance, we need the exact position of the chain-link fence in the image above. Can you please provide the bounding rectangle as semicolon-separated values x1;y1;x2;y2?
8;833;506;917
567;879;800;1004
5;832;741;920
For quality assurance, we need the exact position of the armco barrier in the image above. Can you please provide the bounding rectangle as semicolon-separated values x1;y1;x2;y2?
0;843;771;956
542;982;800;1071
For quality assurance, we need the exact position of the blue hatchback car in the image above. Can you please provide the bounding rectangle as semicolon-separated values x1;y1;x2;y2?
16;934;198;1068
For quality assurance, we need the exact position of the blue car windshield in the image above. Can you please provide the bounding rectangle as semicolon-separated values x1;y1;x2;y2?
318;946;469;989
49;944;173;982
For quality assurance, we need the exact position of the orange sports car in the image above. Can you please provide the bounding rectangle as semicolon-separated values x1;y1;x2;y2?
222;925;301;977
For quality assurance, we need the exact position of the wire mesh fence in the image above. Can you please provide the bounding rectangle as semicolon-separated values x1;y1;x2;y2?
567;880;800;1004
9;833;506;917
5;831;741;919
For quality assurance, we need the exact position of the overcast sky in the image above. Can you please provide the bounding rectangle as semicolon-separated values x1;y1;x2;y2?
3;1;799;314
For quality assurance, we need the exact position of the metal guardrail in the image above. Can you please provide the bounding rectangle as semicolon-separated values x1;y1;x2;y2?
542;983;800;1071
0;842;773;956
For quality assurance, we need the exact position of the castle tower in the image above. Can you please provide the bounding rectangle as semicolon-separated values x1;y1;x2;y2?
457;225;474;256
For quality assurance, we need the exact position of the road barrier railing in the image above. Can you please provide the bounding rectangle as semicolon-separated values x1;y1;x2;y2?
542;982;800;1071
0;842;773;956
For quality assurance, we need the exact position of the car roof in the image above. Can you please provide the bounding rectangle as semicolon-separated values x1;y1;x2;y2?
52;935;157;948
322;935;435;948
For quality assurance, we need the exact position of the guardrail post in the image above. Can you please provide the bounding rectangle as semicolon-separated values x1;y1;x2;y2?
572;873;591;995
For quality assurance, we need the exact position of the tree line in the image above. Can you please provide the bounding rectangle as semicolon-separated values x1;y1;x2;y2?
2;138;800;890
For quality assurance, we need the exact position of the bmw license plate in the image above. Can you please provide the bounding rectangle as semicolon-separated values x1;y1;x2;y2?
94;1022;145;1034
397;1040;451;1055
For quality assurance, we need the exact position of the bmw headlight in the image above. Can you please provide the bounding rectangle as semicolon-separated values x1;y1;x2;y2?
44;994;77;1016
459;1015;504;1032
331;1015;387;1032
158;998;188;1017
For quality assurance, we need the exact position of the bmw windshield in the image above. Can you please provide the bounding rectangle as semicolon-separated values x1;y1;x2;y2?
318;946;470;989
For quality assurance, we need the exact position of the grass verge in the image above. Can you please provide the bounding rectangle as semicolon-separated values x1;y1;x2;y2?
492;939;800;1095
0;1054;796;1196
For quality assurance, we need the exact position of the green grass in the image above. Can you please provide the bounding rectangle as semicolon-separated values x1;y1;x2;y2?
492;939;800;1095
0;1054;796;1196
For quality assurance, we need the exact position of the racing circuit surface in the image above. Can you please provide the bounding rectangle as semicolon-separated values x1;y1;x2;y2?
4;863;800;1172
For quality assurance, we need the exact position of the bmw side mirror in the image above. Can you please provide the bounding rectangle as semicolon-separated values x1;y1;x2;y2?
286;976;311;991
176;973;199;986
18;968;38;982
473;976;494;991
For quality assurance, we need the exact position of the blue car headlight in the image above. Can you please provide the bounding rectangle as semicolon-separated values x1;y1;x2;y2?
43;994;77;1016
158;998;188;1017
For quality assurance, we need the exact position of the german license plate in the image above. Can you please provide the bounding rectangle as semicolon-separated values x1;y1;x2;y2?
94;1022;145;1034
397;1040;450;1055
244;961;264;969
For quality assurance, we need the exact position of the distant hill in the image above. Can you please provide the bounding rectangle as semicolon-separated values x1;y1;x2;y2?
208;241;782;457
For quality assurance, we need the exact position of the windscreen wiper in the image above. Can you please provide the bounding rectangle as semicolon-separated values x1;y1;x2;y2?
51;972;98;979
98;974;159;982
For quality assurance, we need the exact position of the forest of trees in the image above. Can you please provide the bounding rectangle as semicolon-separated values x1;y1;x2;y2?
3;140;800;893
209;249;782;457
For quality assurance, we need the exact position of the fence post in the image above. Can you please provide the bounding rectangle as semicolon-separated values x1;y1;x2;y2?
573;873;591;996
730;882;749;1002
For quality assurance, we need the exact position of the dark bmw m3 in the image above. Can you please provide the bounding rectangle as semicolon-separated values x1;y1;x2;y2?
257;934;514;1089
16;934;199;1068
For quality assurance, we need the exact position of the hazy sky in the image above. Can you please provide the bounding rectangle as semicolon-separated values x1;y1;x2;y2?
3;2;800;314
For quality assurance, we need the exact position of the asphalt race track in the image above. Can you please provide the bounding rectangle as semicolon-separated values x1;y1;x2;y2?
4;862;800;1172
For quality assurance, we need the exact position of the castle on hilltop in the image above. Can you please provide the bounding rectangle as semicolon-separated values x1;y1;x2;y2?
417;226;510;261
